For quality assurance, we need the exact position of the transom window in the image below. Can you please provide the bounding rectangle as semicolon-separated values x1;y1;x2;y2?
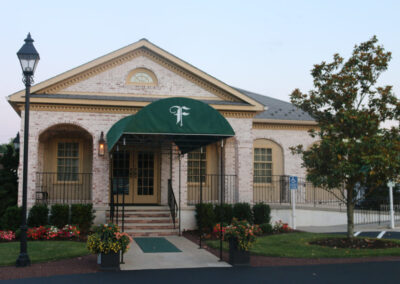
57;142;79;181
126;68;158;86
253;148;272;183
187;148;207;183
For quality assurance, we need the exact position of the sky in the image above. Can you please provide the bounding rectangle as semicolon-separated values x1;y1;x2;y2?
0;0;399;144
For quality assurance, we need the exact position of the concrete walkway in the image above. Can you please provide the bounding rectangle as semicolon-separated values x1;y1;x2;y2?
121;236;230;270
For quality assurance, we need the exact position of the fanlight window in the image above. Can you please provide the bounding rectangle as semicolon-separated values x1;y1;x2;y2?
126;68;158;86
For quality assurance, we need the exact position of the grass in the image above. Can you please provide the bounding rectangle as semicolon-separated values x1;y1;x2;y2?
0;241;90;266
206;232;400;258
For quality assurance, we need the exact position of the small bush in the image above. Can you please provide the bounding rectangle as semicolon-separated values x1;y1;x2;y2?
50;204;70;228
252;203;271;225
259;223;273;234
70;204;94;235
195;203;216;232
214;204;233;225
233;202;252;223
27;204;49;227
0;206;22;231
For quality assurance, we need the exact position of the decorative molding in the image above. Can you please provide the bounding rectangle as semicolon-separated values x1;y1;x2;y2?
51;91;223;101
220;111;255;118
252;122;319;131
19;103;140;114
39;48;239;103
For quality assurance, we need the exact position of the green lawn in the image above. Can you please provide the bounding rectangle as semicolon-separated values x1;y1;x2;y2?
206;232;400;258
0;241;90;266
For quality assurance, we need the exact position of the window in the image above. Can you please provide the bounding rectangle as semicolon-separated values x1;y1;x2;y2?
253;148;273;183
57;142;79;181
126;68;158;86
187;148;207;183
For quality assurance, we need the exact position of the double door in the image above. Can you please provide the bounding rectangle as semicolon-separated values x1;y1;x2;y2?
112;150;159;204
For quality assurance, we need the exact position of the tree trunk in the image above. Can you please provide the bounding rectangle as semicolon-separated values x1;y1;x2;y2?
346;186;354;238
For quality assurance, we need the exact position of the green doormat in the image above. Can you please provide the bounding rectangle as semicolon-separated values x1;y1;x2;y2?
134;237;182;253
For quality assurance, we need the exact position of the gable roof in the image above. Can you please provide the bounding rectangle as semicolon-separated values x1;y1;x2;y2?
235;88;315;123
8;39;264;113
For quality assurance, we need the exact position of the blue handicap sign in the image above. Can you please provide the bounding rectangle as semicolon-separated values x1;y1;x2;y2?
289;176;298;190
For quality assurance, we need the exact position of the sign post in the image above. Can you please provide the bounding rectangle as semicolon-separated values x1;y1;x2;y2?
388;181;395;229
289;176;298;230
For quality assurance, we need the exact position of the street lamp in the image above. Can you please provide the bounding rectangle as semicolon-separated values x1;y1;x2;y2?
16;33;40;267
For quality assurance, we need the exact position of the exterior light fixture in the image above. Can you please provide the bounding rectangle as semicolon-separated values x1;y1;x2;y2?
16;33;40;267
99;132;105;156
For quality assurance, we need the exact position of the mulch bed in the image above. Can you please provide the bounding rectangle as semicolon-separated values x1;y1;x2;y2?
0;255;99;280
182;231;400;267
310;238;400;249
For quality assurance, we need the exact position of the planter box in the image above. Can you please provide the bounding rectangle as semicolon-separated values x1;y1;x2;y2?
229;238;250;266
100;251;120;271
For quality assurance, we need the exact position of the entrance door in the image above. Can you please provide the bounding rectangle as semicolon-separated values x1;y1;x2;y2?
132;151;159;204
112;150;159;204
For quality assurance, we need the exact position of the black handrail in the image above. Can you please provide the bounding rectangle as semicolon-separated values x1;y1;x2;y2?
168;179;178;228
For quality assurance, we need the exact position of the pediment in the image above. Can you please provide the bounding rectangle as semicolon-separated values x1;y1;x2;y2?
8;39;264;112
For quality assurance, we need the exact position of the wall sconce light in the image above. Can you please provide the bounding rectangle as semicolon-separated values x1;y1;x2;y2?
99;131;105;156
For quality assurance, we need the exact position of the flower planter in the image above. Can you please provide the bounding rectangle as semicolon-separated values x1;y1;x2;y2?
100;251;120;271
229;238;250;266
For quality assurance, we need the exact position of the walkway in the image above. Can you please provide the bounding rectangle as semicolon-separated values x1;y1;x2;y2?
121;236;230;270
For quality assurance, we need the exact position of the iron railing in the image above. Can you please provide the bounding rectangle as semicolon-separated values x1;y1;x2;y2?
354;203;400;225
187;174;237;205
35;172;92;205
253;175;344;208
168;179;178;228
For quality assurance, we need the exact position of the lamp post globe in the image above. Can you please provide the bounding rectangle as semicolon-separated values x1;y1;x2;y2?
16;33;39;267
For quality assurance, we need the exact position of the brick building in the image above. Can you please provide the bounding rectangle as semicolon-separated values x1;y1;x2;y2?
8;39;318;235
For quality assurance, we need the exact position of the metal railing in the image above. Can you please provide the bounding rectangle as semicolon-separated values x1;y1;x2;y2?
35;172;92;205
187;174;237;205
253;175;344;208
168;179;178;228
354;203;400;225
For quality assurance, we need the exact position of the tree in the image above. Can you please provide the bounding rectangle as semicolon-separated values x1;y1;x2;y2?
290;36;400;238
0;142;19;225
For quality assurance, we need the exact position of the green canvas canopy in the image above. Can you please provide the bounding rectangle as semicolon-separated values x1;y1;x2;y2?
106;97;235;153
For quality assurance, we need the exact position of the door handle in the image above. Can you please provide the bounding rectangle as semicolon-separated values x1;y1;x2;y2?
130;168;138;178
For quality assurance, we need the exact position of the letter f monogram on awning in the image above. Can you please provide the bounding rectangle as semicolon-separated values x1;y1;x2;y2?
169;105;190;127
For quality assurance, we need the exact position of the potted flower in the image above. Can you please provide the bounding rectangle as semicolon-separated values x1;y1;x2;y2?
87;223;132;271
224;218;259;266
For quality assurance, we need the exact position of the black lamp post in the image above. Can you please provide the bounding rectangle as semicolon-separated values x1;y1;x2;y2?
16;33;40;267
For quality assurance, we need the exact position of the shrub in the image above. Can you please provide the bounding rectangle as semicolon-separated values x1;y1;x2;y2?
214;204;233;225
259;223;273;234
0;206;22;231
252;203;271;225
28;204;49;227
70;204;95;235
233;203;252;223
195;203;216;232
50;204;70;228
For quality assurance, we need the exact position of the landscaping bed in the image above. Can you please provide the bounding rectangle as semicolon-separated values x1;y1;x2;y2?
310;237;400;249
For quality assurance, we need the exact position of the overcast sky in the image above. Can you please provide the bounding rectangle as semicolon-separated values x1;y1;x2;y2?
0;0;399;144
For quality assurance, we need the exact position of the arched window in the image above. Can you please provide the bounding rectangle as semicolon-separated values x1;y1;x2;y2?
126;68;158;86
253;139;284;183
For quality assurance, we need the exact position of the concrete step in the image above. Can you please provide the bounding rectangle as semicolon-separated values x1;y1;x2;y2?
113;218;178;224
126;229;179;237
109;212;172;218
122;224;176;230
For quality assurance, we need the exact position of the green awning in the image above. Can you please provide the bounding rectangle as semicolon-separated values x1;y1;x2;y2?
106;97;235;153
